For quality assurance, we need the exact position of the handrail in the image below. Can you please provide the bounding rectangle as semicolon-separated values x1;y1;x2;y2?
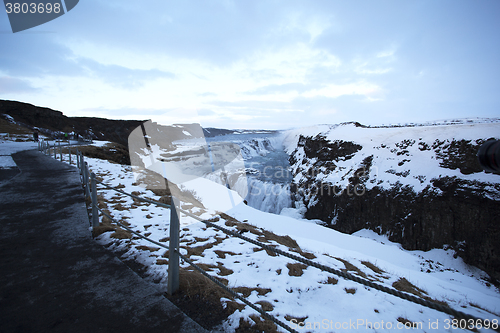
38;143;499;333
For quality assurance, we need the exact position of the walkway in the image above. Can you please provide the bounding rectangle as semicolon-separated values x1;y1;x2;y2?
0;149;207;333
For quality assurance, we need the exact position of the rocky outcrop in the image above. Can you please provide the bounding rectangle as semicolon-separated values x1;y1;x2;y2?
0;100;144;146
289;128;500;283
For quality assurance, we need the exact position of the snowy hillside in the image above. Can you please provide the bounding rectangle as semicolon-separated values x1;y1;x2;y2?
282;121;500;194
282;121;500;286
72;144;500;332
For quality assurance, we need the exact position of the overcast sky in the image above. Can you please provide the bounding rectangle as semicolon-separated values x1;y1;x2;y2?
1;0;499;129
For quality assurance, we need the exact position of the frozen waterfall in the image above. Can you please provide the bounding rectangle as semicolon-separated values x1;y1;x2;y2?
204;132;294;215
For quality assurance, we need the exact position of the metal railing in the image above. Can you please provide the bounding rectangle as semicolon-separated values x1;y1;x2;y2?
37;143;499;333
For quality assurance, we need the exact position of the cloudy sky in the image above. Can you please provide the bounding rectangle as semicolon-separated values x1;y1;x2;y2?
1;0;499;129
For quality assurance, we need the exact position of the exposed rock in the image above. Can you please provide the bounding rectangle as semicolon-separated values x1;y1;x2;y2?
0;99;144;146
289;130;500;283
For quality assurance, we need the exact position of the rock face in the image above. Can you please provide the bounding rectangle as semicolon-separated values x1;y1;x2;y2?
286;123;500;282
0;100;144;146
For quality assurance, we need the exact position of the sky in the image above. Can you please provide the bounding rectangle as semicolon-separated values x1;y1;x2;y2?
1;0;500;130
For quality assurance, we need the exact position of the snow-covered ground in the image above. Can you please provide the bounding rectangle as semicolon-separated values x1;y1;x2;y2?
2;136;500;332
282;122;500;194
59;144;500;332
0;140;38;173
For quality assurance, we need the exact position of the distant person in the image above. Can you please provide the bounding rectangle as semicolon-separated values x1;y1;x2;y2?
33;129;39;142
64;133;69;141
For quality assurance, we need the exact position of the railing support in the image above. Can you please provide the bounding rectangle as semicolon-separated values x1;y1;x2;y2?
59;141;63;161
68;147;72;165
53;142;56;159
84;162;90;200
91;172;99;228
167;196;180;295
76;150;80;169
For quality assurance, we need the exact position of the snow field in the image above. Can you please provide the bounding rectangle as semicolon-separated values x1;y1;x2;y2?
282;122;500;194
10;140;499;332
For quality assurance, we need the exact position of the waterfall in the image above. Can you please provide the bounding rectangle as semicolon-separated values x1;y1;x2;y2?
203;133;294;215
204;172;292;214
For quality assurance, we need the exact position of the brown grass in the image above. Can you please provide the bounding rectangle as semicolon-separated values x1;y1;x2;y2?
397;317;420;328
321;277;338;285
361;261;385;274
286;263;308;277
469;302;500;316
214;250;241;259
284;315;308;323
136;245;160;252
333;257;368;279
73;143;130;165
392;277;427;298
392;277;449;307
0;118;32;135
344;287;357;294
236;314;278;333
219;212;313;260
232;287;272;298
177;268;230;298
110;229;132;239
216;262;234;276
255;300;274;312
183;236;226;257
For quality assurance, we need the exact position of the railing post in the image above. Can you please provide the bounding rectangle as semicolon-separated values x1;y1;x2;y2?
91;172;99;228
59;141;63;161
68;146;72;165
84;162;90;200
167;196;180;295
76;150;80;169
53;142;56;159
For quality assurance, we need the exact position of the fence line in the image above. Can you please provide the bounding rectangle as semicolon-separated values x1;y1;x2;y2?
38;143;498;333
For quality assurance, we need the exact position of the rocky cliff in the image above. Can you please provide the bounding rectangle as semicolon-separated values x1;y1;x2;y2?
285;121;500;283
0;100;145;146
